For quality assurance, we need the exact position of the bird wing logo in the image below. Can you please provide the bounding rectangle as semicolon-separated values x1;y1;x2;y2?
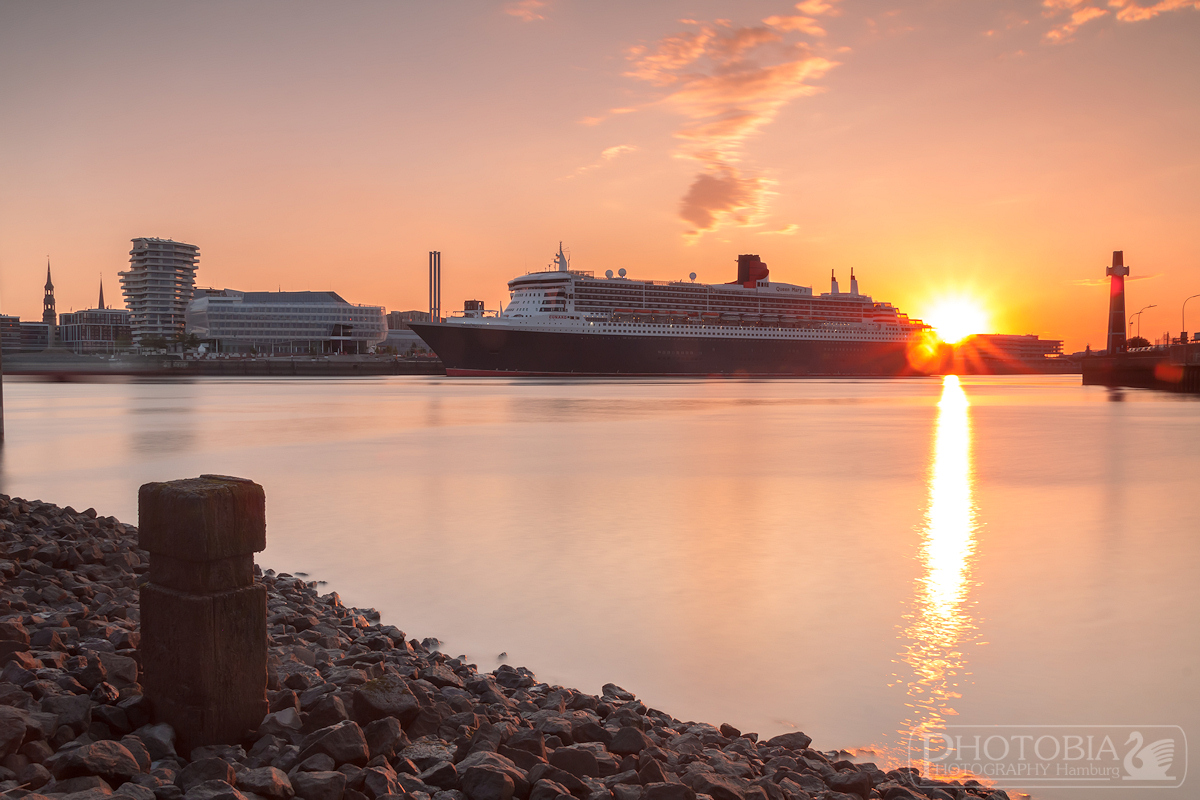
1124;731;1176;780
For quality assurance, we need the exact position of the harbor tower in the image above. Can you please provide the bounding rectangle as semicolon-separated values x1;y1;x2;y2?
1106;250;1129;353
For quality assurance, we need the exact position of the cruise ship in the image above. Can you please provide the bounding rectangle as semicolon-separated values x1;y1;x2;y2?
408;245;937;377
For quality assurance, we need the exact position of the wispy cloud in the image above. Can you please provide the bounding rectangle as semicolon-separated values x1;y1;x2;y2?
759;223;800;235
1042;0;1200;42
1069;273;1162;286
506;0;550;23
565;144;639;178
620;5;840;238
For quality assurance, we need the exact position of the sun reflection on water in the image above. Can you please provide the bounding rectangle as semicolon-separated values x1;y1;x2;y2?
893;375;980;754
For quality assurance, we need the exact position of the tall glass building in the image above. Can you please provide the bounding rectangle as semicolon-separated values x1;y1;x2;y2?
119;237;200;344
186;289;387;354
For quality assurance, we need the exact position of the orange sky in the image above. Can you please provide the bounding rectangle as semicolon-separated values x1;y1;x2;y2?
1;1;1197;351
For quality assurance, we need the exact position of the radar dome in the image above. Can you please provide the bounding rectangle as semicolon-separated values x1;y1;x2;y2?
689;272;697;281
605;269;613;279
618;268;627;277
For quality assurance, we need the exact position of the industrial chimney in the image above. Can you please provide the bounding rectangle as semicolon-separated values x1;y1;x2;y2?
1106;250;1129;353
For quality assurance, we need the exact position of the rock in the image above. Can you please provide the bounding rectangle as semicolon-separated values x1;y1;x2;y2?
642;785;695;800
259;708;304;740
608;729;652;757
417;762;458;791
637;759;669;786
303;696;349;734
363;718;403;761
117;783;159;800
42;693;94;734
296;754;337;773
298;721;369;767
134;724;178;761
18;761;53;789
0;620;30;645
183;780;250;800
351;678;419;727
685;773;746;800
762;733;811;751
48;740;144;782
178;759;237;792
529;779;574;800
359;766;398;799
237;767;295;800
0;707;29;758
459;767;513;800
549;747;599;779
825;772;870;800
291;771;347;800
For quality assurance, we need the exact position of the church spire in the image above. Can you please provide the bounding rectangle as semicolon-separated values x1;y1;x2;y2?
43;256;57;346
45;257;53;291
98;275;106;310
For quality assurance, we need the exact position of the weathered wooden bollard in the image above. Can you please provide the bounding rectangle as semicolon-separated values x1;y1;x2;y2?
138;475;268;755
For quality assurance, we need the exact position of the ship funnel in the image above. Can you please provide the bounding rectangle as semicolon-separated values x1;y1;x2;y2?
1105;249;1130;353
830;269;840;295
850;268;859;296
735;254;769;288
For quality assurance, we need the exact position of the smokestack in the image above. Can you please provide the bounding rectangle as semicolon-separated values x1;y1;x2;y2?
830;269;839;295
850;268;859;297
1105;250;1130;353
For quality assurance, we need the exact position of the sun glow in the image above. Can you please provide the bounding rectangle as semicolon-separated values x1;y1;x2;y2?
923;297;991;344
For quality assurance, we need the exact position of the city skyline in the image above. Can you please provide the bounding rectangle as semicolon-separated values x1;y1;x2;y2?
1;1;1198;350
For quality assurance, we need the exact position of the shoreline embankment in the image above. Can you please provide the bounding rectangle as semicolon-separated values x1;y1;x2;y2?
1;496;1010;800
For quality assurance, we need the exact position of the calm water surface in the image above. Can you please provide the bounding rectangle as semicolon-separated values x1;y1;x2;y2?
2;375;1197;799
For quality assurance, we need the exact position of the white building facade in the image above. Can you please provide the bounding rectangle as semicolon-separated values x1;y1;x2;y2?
119;238;200;344
186;289;387;354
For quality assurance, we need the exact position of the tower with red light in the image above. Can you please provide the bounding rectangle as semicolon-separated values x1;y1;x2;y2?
1106;250;1129;353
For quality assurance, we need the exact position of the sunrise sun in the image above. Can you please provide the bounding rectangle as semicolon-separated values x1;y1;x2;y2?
924;296;991;344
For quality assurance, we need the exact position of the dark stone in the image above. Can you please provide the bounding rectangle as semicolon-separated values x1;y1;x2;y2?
637;760;669;786
47;739;144;782
530;779;574;800
351;677;419;727
687;773;746;800
178;759;237;792
609;729;652;757
526;764;589;797
0;707;28;758
363;718;404;761
183;779;250;800
299;721;370;767
549;747;599;779
303;696;350;733
418;761;459;791
642;784;695;800
291;771;347;800
763;734;812;751
42;693;94;734
359;766;398;799
460;767;514;800
718;725;740;740
118;697;152;731
826;772;870;800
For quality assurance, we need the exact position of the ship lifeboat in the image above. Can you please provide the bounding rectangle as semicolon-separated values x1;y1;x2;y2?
720;314;741;325
760;314;780;327
741;314;762;325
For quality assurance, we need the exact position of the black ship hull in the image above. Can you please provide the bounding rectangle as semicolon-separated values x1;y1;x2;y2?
409;323;931;377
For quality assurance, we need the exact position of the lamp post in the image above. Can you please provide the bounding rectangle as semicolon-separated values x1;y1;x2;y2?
1130;305;1155;344
1184;294;1200;362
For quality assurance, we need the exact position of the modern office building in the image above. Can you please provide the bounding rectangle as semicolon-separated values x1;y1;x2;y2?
19;322;50;351
58;279;132;354
119;238;200;344
186;289;387;354
0;315;20;353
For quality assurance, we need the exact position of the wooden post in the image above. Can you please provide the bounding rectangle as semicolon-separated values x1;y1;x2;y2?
138;475;268;755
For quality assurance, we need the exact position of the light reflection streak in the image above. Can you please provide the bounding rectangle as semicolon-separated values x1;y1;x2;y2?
896;375;980;749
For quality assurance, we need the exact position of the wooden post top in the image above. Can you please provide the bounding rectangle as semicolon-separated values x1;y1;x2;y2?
138;475;265;562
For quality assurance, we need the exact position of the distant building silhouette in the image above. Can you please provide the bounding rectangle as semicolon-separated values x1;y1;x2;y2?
119;238;199;344
42;259;56;347
58;277;132;354
185;289;386;354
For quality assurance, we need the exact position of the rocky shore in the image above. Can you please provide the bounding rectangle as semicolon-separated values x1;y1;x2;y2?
0;496;1009;800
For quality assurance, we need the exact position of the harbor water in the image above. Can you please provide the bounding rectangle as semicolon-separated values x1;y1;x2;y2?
1;375;1197;799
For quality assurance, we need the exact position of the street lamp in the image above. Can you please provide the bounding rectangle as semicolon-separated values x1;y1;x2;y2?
1129;305;1156;343
1183;294;1200;341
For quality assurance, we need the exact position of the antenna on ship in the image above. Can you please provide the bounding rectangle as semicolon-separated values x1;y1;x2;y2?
556;242;569;273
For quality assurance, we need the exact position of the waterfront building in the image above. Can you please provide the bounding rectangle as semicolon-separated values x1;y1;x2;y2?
58;279;132;354
962;334;1064;360
19;322;50;351
0;316;20;353
185;289;386;354
386;310;432;329
43;260;56;347
119;238;200;344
